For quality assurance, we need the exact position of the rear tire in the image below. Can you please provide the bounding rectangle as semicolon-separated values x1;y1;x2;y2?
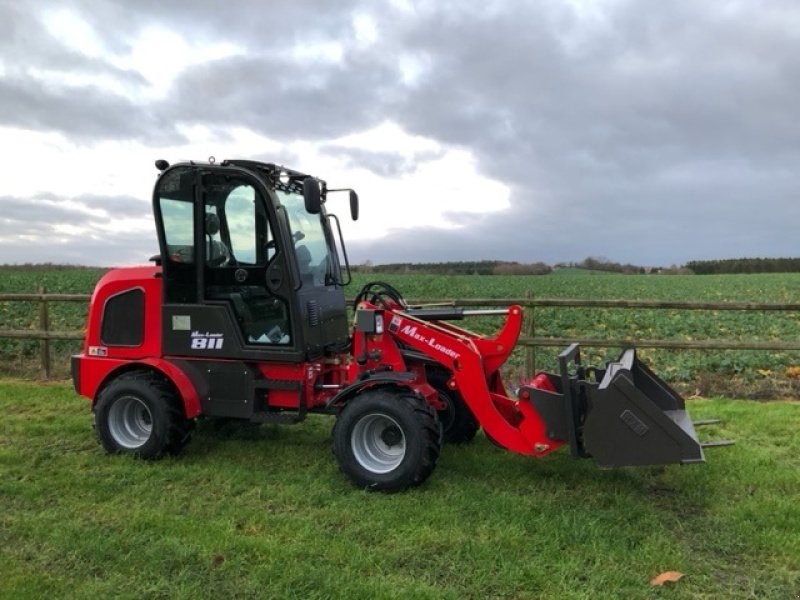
94;370;192;459
332;390;442;492
429;369;479;444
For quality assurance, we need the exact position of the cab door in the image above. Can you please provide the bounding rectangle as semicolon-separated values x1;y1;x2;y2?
200;172;301;358
156;167;302;361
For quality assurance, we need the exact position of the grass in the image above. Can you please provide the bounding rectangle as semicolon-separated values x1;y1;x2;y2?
1;380;799;598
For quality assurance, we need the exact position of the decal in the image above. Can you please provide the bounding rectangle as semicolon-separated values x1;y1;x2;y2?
191;331;224;350
88;346;108;357
389;315;402;333
399;324;461;360
172;315;191;331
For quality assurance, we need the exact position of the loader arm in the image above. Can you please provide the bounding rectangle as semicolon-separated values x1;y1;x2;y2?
353;295;726;468
370;305;564;456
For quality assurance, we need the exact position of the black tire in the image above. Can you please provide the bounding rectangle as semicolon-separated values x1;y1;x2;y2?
94;370;193;459
428;369;480;444
332;390;442;492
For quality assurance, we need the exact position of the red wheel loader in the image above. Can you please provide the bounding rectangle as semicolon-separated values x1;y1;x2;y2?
71;159;729;492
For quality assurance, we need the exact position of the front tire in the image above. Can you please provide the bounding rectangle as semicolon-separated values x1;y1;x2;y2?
94;370;192;459
332;390;442;492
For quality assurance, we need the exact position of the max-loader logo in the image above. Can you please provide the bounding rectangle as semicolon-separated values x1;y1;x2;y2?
191;331;224;350
399;324;461;360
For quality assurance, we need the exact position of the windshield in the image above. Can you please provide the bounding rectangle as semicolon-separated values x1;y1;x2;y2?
278;189;334;287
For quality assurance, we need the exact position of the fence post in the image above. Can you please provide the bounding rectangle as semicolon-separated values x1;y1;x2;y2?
526;291;536;375
38;286;51;379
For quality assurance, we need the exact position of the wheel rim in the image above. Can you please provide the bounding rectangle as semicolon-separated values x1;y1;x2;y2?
108;395;153;449
351;413;406;474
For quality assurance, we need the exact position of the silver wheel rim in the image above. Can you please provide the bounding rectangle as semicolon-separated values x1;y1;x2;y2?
351;413;406;474
108;395;152;449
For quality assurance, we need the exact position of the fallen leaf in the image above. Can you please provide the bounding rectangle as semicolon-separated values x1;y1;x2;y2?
650;571;684;586
211;554;226;567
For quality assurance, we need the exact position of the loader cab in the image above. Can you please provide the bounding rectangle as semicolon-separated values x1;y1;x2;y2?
152;160;353;362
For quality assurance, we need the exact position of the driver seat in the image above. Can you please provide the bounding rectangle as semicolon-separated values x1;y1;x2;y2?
205;213;230;266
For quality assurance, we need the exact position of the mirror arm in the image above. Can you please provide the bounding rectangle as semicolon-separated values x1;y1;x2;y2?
326;188;359;221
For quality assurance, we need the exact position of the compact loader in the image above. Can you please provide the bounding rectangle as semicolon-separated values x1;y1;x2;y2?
71;159;727;491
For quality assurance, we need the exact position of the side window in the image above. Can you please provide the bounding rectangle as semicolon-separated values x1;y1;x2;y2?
156;167;197;303
226;186;257;264
277;189;332;287
202;177;290;346
206;183;274;267
160;198;194;263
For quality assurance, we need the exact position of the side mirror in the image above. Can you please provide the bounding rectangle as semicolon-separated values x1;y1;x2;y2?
303;177;321;214
326;186;360;221
349;190;359;221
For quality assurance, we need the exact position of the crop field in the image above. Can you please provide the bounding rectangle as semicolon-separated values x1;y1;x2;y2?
1;266;800;397
377;271;800;397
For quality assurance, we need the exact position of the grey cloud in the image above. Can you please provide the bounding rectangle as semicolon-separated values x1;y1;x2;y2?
320;146;444;178
63;0;364;50
1;0;799;265
0;193;151;264
0;75;177;142
0;193;149;225
0;194;93;227
164;52;397;140
347;167;800;267
0;2;163;141
389;1;800;169
73;194;150;220
0;231;155;267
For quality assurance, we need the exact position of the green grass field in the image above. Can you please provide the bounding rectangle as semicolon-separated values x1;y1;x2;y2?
1;266;800;397
1;381;798;599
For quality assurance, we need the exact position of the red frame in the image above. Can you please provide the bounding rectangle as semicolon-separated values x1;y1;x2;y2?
75;268;565;457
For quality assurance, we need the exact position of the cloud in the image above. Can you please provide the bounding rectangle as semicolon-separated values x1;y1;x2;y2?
0;193;154;266
0;0;799;266
0;231;154;267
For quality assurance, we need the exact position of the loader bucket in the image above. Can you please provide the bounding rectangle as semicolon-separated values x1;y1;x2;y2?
525;345;706;468
582;348;704;468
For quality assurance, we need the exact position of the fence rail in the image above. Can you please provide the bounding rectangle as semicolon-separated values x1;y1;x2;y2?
2;292;800;379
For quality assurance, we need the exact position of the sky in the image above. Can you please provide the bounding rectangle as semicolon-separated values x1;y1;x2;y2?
0;0;798;268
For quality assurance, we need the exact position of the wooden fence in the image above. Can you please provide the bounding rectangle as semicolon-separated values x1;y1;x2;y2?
2;292;800;379
0;290;88;378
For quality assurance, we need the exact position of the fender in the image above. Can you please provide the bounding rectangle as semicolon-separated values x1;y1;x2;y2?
327;371;434;408
140;358;203;418
86;357;203;419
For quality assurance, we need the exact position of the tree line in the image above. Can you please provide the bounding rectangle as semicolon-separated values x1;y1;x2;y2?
352;260;552;276
353;256;800;276
685;258;800;274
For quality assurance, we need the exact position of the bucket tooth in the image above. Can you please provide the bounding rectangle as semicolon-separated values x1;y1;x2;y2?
700;439;735;448
693;419;722;427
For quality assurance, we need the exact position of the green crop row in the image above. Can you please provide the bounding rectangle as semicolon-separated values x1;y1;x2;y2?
1;267;799;396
